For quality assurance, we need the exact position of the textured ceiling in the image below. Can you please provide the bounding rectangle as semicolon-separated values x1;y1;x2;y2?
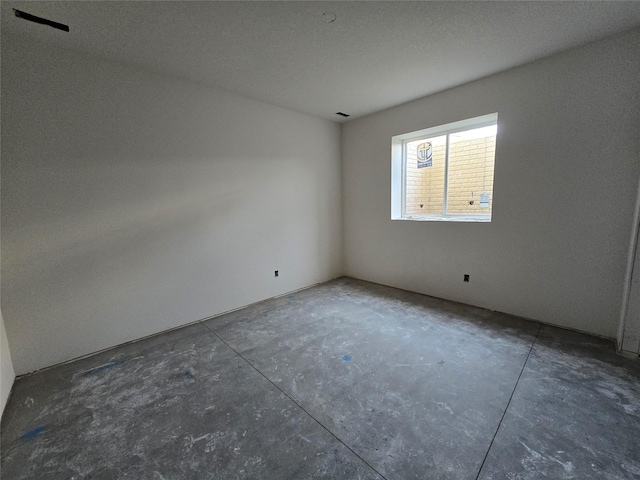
3;1;640;122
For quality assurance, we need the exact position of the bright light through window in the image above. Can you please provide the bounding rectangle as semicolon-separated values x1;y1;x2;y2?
391;113;498;222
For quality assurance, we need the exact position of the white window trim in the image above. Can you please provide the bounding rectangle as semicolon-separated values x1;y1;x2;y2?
391;113;498;222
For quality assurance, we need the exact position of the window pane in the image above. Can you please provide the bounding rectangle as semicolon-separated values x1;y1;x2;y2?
405;135;446;215
446;125;496;215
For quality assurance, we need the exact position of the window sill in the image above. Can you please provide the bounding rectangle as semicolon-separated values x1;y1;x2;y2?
393;215;491;223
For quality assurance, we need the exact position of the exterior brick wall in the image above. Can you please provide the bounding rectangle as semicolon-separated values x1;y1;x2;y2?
405;134;495;216
405;137;446;214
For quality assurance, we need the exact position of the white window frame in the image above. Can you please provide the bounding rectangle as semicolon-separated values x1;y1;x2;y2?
391;113;498;222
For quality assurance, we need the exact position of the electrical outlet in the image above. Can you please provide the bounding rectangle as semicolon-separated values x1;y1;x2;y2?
275;270;279;277
464;274;470;282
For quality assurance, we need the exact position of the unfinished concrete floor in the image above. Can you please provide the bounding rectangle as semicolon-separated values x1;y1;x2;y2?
1;278;639;479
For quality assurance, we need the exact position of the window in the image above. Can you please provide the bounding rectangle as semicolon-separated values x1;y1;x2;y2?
391;113;498;222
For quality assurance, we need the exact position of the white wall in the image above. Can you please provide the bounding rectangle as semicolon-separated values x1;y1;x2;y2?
1;311;16;418
342;28;640;339
621;219;640;355
1;33;342;375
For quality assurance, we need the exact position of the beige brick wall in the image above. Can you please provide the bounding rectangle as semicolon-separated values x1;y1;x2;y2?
405;136;446;214
405;134;495;216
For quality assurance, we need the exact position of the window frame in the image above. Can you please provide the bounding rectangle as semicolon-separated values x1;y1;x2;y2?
391;113;498;223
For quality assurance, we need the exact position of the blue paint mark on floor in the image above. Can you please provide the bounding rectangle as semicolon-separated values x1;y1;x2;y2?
287;295;295;299
83;360;125;377
21;426;47;442
342;355;352;362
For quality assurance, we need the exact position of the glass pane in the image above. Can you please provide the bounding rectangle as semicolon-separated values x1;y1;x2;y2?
405;135;446;215
446;125;496;215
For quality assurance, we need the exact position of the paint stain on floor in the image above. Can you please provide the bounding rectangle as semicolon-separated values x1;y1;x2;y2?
21;426;47;442
82;360;125;377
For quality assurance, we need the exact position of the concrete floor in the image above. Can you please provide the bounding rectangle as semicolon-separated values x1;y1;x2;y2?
1;278;639;479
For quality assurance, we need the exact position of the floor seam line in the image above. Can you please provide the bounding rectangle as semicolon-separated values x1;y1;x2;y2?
200;321;388;480
474;322;543;480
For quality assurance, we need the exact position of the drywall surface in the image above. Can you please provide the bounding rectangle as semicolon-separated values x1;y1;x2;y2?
622;222;640;355
1;34;342;374
342;28;640;339
1;310;16;418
